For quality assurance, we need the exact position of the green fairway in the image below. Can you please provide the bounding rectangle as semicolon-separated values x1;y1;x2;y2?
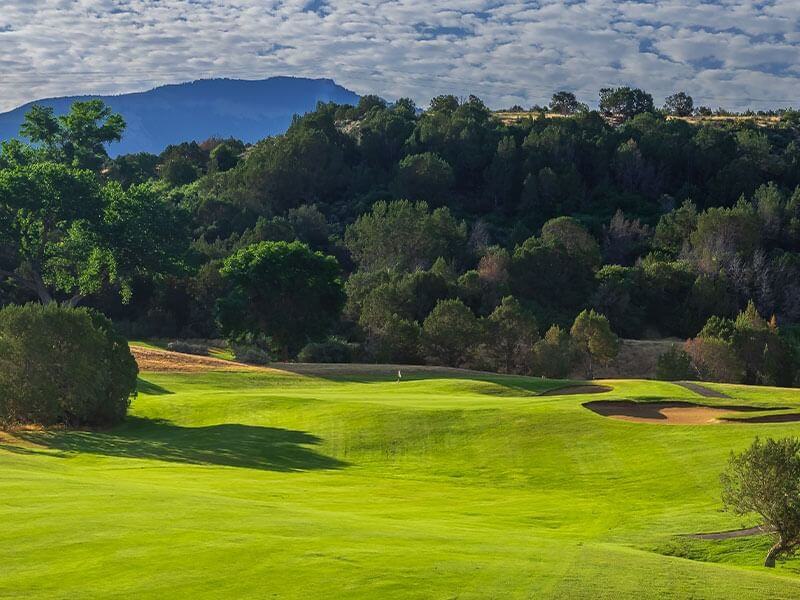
3;365;800;598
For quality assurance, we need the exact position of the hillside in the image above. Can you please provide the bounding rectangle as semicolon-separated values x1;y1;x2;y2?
0;77;360;155
2;356;800;597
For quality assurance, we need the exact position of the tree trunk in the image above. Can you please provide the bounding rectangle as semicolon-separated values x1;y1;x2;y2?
765;538;785;568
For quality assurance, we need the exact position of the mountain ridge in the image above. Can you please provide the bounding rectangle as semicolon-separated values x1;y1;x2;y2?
0;77;360;156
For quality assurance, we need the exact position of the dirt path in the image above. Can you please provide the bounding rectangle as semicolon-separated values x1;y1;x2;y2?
675;381;731;398
687;525;770;540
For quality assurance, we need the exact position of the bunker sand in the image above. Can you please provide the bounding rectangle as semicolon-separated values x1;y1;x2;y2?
583;400;795;425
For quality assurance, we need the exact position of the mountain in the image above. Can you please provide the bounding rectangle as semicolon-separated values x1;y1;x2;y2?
0;77;360;156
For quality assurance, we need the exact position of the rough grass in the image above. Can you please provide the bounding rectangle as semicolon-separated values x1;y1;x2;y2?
2;369;800;598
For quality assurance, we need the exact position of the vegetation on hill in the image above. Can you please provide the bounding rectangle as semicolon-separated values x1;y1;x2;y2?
2;87;800;383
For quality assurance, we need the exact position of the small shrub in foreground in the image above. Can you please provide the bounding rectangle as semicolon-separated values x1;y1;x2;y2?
0;303;138;427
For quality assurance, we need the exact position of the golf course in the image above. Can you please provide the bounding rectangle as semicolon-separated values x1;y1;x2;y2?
1;346;800;598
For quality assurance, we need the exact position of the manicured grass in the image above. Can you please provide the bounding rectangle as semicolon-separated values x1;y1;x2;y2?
2;369;800;598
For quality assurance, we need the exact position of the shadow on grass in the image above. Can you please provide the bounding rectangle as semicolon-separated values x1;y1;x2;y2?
15;417;347;472
136;377;174;395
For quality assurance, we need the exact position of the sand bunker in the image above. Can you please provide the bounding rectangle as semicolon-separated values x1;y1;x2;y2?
540;384;613;396
583;400;794;425
131;346;261;373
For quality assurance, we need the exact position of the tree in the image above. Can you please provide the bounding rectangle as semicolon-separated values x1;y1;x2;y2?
217;241;345;358
663;92;694;117
0;303;137;427
0;163;187;306
485;296;539;373
20;100;125;171
421;299;481;367
684;337;744;383
599;87;654;121
721;437;800;567
602;210;653;266
531;325;576;379
344;200;467;272
653;200;698;258
394;152;454;204
570;309;619;378
208;141;243;173
549;91;588;115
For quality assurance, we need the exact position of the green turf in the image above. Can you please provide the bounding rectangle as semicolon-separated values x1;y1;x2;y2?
2;368;800;598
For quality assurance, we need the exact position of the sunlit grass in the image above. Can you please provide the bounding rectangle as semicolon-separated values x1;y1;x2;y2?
2;369;800;598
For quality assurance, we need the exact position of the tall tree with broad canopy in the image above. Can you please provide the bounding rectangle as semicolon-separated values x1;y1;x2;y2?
721;437;800;567
421;298;481;367
20;100;125;171
485;296;539;373
0;162;187;306
663;92;694;117
570;309;619;378
599;87;654;121
549;91;588;115
217;241;345;358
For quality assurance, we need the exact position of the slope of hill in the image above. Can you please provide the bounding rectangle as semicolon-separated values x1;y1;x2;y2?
0;77;360;155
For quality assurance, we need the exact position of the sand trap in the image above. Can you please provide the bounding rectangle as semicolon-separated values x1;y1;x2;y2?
540;385;613;396
583;400;791;425
131;346;261;373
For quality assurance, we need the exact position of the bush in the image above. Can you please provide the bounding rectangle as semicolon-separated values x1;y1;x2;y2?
166;341;209;356
684;337;744;383
297;338;359;363
0;303;137;427
231;344;271;365
656;345;695;381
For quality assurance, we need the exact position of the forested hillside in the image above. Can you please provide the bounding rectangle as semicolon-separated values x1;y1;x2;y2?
2;89;800;384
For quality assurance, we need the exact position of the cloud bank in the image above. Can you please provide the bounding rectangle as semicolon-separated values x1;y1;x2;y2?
0;0;798;112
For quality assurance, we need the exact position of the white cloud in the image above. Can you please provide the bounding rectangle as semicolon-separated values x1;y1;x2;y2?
0;0;798;112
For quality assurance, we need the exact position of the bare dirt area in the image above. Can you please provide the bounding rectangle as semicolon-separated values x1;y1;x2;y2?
540;385;613;396
583;400;792;425
132;346;262;373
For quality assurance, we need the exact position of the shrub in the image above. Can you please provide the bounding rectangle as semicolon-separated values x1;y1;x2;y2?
656;345;695;381
684;337;744;383
231;344;272;365
298;338;359;363
0;303;137;427
166;341;209;356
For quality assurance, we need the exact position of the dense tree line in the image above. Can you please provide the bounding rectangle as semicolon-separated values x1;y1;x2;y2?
2;89;800;384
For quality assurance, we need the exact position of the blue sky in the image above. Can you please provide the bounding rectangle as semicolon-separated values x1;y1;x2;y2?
0;0;798;112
